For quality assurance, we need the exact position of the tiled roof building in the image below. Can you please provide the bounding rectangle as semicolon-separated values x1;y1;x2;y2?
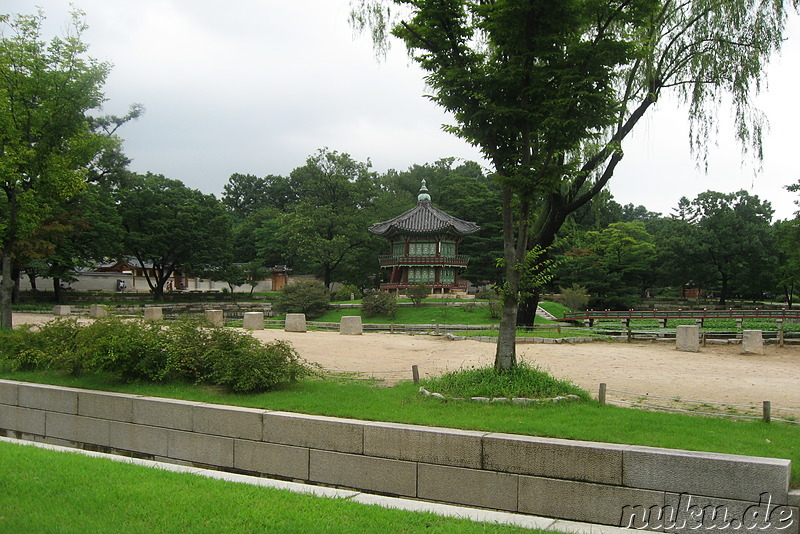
368;180;479;293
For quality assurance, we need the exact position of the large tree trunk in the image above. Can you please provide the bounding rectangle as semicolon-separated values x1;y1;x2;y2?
719;274;729;307
0;249;13;329
517;290;541;328
12;268;21;305
53;277;64;304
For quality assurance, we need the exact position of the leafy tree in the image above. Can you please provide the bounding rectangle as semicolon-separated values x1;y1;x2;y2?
116;173;232;300
774;219;800;308
0;10;112;328
280;149;385;288
353;0;658;369
406;283;431;307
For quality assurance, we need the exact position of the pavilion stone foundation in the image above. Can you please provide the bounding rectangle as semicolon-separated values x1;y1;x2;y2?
243;312;264;330
143;307;163;321
204;310;224;327
676;325;700;352
340;316;363;335
741;330;764;354
53;305;70;316
285;313;307;332
88;304;108;319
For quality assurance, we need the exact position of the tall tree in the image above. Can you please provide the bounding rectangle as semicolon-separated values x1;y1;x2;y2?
0;10;111;328
116;173;232;300
353;0;658;369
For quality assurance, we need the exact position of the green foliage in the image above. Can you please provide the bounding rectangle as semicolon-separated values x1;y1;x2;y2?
0;317;314;393
421;362;588;400
558;285;589;312
475;287;499;301
334;283;363;301
276;280;330;319
405;283;431;307
361;291;397;319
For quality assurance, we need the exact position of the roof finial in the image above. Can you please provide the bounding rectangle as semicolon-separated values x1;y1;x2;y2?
418;179;431;202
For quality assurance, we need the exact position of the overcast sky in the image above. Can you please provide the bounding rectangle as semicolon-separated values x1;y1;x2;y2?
5;1;799;220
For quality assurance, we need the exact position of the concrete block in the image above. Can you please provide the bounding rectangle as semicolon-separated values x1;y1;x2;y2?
109;421;170;457
45;412;110;447
624;446;790;503
284;313;307;332
132;397;199;431
192;404;264;441
482;433;625;485
676;325;700;352
0;379;19;406
53;305;71;316
742;330;764;354
519;475;664;526
143;307;163;321
204;309;224;327
340;316;363;335
418;463;518;512
78;390;135;422
243;311;264;330
233;439;309;480
263;412;364;454
88;304;109;318
168;430;234;467
663;492;798;534
309;450;417;497
18;382;78;414
364;421;485;468
0;406;46;435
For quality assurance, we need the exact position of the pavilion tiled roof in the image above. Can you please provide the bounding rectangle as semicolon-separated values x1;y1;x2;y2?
369;199;480;237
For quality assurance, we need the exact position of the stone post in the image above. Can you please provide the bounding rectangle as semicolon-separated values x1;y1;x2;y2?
741;330;764;354
205;309;224;327
143;307;163;321
88;304;109;318
676;325;700;352
285;313;307;332
53;305;71;316
340;316;363;335
243;311;264;330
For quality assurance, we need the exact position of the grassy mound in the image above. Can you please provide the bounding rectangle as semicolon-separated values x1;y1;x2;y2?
420;362;588;400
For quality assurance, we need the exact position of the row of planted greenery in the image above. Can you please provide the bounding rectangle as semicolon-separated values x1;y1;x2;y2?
0;317;315;393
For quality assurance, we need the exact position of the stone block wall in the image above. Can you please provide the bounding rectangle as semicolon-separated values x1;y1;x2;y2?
0;379;797;532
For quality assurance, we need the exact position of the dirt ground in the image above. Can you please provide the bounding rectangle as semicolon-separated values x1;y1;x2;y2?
12;313;800;416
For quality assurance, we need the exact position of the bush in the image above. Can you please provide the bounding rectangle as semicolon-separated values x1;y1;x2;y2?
276;280;330;319
361;291;397;319
559;284;589;311
0;316;316;393
333;283;363;301
405;283;431;307
475;287;499;301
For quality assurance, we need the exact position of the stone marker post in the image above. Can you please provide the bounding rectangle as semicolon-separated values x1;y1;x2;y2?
676;325;700;352
285;313;307;332
88;304;109;318
205;309;224;327
741;330;764;354
243;311;264;330
340;316;363;335
143;307;163;321
53;305;71;316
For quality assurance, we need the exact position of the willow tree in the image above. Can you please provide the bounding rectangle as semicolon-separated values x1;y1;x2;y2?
0;10;111;329
352;0;659;369
352;0;797;369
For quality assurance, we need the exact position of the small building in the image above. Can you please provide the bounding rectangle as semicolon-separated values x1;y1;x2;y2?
368;180;480;294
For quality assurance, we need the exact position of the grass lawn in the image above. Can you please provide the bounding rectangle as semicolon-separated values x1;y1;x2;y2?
0;440;536;533
314;304;556;325
4;370;799;487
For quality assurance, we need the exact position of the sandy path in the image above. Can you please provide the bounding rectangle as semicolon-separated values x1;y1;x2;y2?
12;313;800;413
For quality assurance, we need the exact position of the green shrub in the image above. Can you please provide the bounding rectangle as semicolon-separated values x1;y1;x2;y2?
475;287;499;301
276;280;330;319
559;284;589;311
405;283;431;307
0;316;315;393
334;284;363;301
361;291;397;319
